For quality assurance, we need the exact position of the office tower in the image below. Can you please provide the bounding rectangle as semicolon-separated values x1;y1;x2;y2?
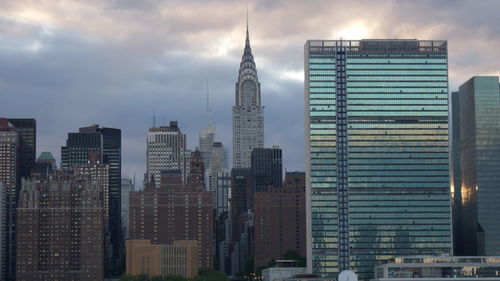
0;118;19;281
230;168;252;239
214;169;231;273
452;76;500;255
16;172;104;281
0;182;7;281
126;240;198;278
305;40;452;280
236;211;254;274
232;23;264;168
450;91;463;255
61;124;122;272
215;169;231;216
199;123;215;171
229;168;253;273
254;172;306;269
205;142;225;194
7;119;36;179
211;142;225;173
121;178;133;240
129;171;214;269
36;152;56;170
251;147;283;192
200;82;215;170
147;121;189;186
30;152;56;181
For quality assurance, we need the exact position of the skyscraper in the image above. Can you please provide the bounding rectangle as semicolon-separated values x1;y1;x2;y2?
61;124;122;273
0;118;19;281
6;119;36;179
452;76;500;256
450;90;463;255
199;103;215;171
36;152;56;170
251;147;283;192
146;121;188;186
16;172;104;281
305;40;452;280
232;23;264;168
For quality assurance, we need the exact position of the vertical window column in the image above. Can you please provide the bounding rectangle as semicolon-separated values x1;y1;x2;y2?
336;47;349;271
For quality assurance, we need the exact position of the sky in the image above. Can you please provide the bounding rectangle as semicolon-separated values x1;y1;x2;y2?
1;0;500;186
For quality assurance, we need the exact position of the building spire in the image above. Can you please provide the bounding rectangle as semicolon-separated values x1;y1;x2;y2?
206;78;213;128
244;5;251;54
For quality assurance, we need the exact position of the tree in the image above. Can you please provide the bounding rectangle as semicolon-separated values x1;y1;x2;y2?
193;268;229;281
283;250;306;267
137;273;150;281
120;273;139;281
165;275;189;281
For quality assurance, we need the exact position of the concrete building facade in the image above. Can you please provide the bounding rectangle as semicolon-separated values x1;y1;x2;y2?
146;121;188;186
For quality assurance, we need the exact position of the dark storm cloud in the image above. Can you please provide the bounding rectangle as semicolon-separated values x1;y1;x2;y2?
1;0;500;185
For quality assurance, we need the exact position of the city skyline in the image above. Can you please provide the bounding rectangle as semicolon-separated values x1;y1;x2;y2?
2;0;500;184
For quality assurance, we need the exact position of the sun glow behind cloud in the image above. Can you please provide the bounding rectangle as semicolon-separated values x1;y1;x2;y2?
334;21;374;40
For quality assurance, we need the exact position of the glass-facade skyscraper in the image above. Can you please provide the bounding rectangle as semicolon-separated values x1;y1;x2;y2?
451;76;500;256
304;40;452;281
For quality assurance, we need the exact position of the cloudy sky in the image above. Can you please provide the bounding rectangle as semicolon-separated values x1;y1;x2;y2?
1;0;499;186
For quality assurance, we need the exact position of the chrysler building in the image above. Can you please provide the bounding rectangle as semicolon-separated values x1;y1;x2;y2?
232;22;264;168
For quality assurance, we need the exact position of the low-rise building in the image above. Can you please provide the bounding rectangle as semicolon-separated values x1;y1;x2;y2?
126;239;198;278
262;260;307;281
373;256;500;281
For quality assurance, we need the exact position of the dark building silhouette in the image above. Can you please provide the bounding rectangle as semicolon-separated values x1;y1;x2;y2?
6;119;36;179
16;172;104;281
254;172;306;269
251;147;282;192
61;124;122;274
230;168;252;239
31;152;57;181
129;166;214;269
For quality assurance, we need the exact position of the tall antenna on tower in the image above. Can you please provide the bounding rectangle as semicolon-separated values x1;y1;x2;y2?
153;108;156;128
206;78;214;128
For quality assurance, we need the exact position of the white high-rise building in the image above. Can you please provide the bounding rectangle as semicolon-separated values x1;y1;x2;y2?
146;121;188;187
232;24;264;168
